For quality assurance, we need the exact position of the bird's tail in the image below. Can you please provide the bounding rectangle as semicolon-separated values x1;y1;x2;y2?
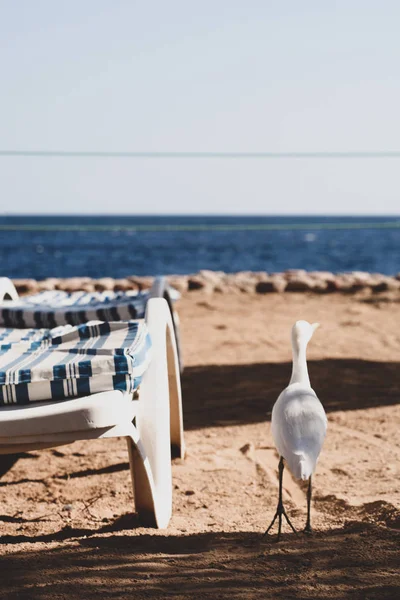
288;452;314;481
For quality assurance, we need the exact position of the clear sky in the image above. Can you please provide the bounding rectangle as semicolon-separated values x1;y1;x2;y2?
1;0;400;215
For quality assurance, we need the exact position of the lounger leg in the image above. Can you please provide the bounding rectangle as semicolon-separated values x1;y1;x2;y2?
126;298;176;529
126;436;157;527
166;321;185;459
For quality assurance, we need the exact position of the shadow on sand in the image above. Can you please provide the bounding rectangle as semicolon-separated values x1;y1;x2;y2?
1;358;398;480
0;521;398;599
181;359;400;430
1;359;399;598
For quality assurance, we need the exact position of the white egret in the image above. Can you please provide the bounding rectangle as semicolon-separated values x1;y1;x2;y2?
264;320;327;541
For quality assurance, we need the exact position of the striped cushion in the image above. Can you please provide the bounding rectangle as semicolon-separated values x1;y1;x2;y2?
0;321;151;405
0;290;150;329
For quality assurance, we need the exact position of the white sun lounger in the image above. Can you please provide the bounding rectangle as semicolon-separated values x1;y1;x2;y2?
0;288;185;528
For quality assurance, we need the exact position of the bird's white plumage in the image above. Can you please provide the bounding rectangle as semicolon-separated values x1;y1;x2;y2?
271;383;327;479
271;320;327;480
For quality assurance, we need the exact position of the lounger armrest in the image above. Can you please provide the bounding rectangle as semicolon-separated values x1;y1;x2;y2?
150;276;181;302
149;276;166;300
149;277;183;373
0;278;19;302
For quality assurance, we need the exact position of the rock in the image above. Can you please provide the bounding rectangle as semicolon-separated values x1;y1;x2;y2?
188;276;204;291
188;276;213;292
253;271;271;280
219;273;236;284
235;280;257;293
371;281;389;293
331;272;393;294
284;269;308;280
369;275;399;293
286;275;316;292
12;278;39;296
167;276;188;294
330;274;361;293
269;275;288;293
312;280;330;293
388;277;400;290
212;273;244;293
256;275;287;293
351;271;372;286
198;270;224;286
255;280;274;293
113;278;137;292
82;282;95;292
284;270;334;292
228;271;265;293
37;278;59;291
94;277;116;291
127;276;154;290
308;271;336;282
56;278;94;293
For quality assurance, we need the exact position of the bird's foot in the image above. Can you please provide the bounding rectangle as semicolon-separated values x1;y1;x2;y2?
263;504;298;542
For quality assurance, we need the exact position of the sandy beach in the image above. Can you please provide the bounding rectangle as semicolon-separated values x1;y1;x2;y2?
0;290;399;599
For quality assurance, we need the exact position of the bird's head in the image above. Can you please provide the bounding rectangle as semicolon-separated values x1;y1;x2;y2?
291;320;320;351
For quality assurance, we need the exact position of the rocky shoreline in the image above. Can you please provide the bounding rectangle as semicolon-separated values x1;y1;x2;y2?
11;269;400;296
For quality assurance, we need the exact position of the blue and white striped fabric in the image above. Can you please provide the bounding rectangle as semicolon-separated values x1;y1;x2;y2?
0;320;152;405
0;290;150;329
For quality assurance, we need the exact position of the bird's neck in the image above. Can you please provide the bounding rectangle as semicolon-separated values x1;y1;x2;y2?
289;339;310;387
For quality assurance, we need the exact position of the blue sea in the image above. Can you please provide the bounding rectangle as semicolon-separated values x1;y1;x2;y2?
0;215;399;279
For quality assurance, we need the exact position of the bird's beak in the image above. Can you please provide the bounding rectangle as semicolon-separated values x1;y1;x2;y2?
311;322;320;332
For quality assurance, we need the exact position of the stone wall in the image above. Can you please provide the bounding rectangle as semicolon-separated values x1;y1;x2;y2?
11;269;400;296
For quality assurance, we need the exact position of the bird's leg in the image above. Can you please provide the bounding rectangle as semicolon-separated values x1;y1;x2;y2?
263;457;297;541
303;475;313;534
